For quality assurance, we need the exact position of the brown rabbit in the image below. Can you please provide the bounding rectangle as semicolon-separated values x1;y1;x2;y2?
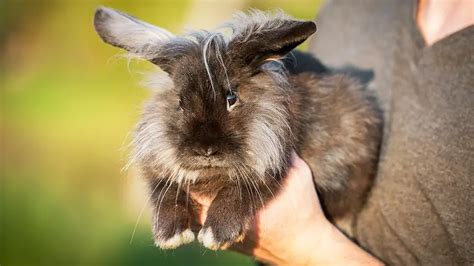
94;7;382;250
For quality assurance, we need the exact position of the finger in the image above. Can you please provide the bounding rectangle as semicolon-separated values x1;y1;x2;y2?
189;192;212;224
288;151;312;179
198;204;208;225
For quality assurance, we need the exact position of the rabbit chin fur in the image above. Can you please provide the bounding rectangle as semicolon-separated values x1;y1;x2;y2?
94;7;382;249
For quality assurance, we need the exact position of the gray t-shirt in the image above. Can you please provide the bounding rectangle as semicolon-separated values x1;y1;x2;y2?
309;0;474;265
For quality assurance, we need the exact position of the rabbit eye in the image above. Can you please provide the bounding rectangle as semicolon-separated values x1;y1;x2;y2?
226;92;238;111
178;100;184;112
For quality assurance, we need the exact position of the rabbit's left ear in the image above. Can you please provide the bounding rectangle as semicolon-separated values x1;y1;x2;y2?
94;6;173;58
228;16;316;68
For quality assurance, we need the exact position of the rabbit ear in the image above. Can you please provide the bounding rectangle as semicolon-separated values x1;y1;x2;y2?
94;6;173;59
228;11;316;68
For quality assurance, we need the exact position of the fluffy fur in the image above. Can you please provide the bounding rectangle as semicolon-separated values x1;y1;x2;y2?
94;7;382;249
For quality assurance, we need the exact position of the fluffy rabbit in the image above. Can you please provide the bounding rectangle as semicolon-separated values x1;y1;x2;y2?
94;7;382;250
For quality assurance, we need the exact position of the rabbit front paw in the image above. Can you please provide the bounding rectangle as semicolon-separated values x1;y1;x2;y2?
152;204;195;249
155;228;195;249
197;198;250;250
198;220;246;250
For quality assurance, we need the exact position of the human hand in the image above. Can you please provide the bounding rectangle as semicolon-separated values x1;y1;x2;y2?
192;151;383;265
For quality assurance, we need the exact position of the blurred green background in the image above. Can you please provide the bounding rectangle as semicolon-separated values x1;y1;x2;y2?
1;0;322;265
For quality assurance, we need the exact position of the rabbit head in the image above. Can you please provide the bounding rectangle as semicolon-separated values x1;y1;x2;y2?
94;7;316;183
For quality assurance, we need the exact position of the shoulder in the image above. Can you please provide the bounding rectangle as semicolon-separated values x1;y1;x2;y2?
309;0;417;68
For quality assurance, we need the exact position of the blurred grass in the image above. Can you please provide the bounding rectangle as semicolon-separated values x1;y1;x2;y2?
1;0;322;265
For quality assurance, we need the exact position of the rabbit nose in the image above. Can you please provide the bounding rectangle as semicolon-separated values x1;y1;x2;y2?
194;147;218;157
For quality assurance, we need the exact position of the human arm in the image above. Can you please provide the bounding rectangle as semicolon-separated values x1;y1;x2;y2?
192;152;383;266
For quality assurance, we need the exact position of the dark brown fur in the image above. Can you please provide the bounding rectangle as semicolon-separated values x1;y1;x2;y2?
94;7;382;249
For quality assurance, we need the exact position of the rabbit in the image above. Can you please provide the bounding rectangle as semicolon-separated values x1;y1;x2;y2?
94;7;382;250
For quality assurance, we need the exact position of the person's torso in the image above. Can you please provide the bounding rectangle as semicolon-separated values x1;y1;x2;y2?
308;0;474;264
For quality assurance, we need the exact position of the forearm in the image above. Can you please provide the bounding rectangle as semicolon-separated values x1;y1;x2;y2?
250;222;383;266
307;224;383;266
